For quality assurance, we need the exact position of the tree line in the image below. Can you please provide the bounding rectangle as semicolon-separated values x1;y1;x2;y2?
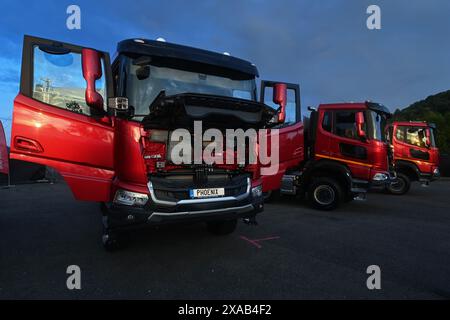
393;90;450;154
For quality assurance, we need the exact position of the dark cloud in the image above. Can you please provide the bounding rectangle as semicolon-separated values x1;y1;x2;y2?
1;0;449;121
96;0;450;112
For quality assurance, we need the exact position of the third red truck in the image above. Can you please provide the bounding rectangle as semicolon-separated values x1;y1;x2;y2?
386;121;440;194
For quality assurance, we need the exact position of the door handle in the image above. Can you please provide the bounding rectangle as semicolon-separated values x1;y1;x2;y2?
294;147;303;156
14;136;43;153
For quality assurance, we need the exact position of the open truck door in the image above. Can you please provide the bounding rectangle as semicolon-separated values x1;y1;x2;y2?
0;120;9;176
259;81;303;192
10;35;115;201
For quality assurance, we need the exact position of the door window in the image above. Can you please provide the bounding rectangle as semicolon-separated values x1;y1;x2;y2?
395;126;405;141
263;86;278;110
261;81;300;127
429;128;437;147
263;86;297;123
284;88;297;125
405;127;427;148
322;111;332;132
264;87;297;122
32;46;107;115
335;111;361;140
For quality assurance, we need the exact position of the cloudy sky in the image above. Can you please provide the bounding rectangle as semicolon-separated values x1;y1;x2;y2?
1;0;450;142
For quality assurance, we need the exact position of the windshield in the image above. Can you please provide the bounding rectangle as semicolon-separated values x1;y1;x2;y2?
123;56;257;117
367;110;387;141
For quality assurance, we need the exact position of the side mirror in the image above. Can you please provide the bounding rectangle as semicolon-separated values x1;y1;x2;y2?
273;83;287;123
356;111;366;138
82;48;104;110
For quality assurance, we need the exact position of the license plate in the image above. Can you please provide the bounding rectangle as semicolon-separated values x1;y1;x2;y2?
189;187;225;198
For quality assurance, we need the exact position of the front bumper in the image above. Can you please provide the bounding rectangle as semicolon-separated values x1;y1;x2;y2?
105;178;264;230
418;169;440;184
349;172;396;193
432;167;441;180
370;171;397;190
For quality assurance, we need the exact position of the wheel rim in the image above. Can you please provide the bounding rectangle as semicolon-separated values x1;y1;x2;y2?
313;185;335;206
390;177;405;192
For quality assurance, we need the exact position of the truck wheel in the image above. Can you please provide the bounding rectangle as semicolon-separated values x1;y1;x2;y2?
263;191;272;202
263;190;280;203
206;219;238;235
387;173;411;195
102;231;120;252
101;213;129;252
102;229;130;252
307;177;343;211
344;192;355;203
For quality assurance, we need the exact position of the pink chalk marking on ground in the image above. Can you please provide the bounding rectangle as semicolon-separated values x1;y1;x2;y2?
240;235;280;249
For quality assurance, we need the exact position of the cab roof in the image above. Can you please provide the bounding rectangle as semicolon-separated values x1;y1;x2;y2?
318;101;391;115
393;121;435;128
116;38;259;77
318;102;367;110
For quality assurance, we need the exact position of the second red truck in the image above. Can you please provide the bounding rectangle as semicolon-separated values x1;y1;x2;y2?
260;81;394;210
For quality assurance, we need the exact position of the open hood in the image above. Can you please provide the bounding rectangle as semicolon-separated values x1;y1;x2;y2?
141;92;276;130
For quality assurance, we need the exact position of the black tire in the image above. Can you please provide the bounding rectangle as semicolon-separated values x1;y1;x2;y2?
102;229;130;252
387;173;411;195
344;192;355;203
263;191;272;202
102;231;121;252
263;190;280;203
206;219;238;235
101;212;129;252
307;177;343;211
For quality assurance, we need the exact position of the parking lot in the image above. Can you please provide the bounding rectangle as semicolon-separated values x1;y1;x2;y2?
1;180;450;299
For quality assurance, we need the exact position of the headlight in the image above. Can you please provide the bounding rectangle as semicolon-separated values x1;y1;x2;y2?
251;185;263;198
433;167;440;176
114;189;149;206
372;173;388;181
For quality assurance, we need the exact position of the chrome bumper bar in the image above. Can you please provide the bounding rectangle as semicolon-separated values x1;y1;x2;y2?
147;203;255;222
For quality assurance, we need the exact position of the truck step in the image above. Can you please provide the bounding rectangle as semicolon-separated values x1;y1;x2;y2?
280;174;297;195
351;179;369;185
350;188;367;193
353;193;367;201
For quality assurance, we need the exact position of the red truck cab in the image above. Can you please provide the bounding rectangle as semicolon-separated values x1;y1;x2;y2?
259;83;393;210
9;35;281;250
386;121;440;194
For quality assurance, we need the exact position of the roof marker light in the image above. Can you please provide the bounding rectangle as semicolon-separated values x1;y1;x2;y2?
156;37;166;42
134;39;145;43
223;52;231;56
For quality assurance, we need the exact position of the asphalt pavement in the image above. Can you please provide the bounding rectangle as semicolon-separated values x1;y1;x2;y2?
1;180;449;299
